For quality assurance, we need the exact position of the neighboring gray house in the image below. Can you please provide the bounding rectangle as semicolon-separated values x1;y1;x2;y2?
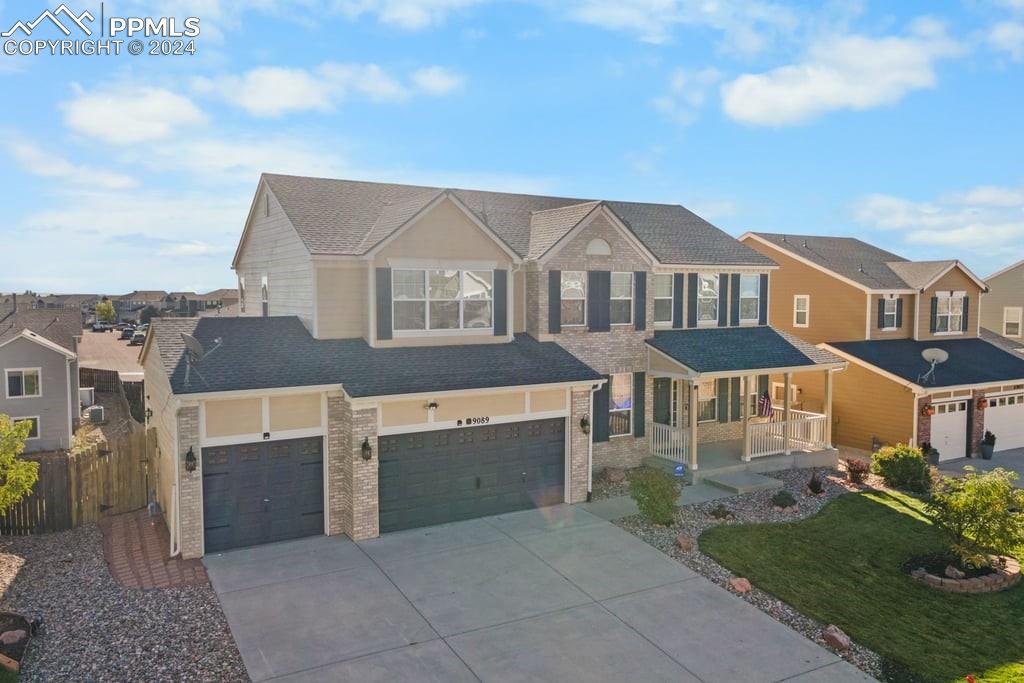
0;304;81;452
982;259;1024;340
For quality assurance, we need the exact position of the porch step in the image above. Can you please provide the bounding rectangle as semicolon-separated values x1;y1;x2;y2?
703;471;784;495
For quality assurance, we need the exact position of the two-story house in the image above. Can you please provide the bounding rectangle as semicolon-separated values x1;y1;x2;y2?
740;233;1024;460
143;174;844;559
981;259;1024;341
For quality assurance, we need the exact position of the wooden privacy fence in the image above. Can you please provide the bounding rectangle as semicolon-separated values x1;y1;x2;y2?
0;429;153;535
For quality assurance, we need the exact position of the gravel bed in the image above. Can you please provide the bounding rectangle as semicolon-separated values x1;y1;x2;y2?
0;525;247;682
616;466;887;681
590;465;651;500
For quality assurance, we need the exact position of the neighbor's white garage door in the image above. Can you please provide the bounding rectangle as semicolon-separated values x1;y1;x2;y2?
985;392;1024;452
931;400;968;461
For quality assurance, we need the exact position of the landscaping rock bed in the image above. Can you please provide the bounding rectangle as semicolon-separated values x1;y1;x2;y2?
905;553;1021;594
616;465;886;681
590;465;650;500
0;525;246;682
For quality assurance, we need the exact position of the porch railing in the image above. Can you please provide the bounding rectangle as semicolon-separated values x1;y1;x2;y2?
749;409;828;459
647;421;689;463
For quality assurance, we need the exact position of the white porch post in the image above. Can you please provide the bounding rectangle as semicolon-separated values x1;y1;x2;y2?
689;380;699;471
783;372;793;455
741;375;751;462
824;369;834;448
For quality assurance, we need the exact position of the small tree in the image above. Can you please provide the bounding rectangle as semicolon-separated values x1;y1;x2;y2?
629;468;680;525
926;467;1024;567
95;299;116;323
139;305;161;324
871;444;932;493
0;415;40;513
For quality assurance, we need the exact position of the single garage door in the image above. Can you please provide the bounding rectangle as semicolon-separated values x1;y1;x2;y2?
378;417;565;533
202;436;324;553
931;400;968;461
985;392;1024;451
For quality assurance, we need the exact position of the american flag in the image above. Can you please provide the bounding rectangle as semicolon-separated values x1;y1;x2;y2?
757;391;774;418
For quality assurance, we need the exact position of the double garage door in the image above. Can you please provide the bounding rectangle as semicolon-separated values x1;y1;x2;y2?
985;392;1024;451
930;393;1024;462
378;417;566;533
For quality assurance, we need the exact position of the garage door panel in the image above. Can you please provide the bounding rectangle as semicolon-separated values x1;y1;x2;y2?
985;393;1024;451
932;400;969;461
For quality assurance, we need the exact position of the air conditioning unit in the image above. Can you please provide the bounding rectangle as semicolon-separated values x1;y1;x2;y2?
79;386;95;409
86;405;106;424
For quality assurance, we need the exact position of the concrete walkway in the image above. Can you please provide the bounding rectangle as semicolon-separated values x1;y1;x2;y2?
205;505;872;682
937;448;1024;486
582;482;735;521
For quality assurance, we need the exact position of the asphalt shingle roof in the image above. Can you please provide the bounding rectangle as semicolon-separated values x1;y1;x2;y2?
150;316;602;397
751;233;912;290
0;310;80;352
646;327;843;374
885;261;956;290
829;338;1024;388
261;173;774;267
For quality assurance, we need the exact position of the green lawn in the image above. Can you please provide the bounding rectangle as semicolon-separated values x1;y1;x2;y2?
700;491;1024;683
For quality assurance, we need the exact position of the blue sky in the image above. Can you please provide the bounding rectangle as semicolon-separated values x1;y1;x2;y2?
1;0;1022;295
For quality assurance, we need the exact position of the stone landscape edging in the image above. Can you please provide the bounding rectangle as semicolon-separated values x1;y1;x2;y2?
911;556;1021;594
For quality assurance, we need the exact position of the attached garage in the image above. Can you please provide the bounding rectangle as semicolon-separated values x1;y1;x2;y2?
378;417;566;533
930;399;969;461
202;436;325;553
985;391;1024;452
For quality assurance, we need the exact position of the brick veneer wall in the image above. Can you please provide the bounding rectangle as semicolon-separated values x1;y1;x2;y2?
969;390;985;456
326;393;380;540
916;397;931;447
176;405;203;559
569;388;592;503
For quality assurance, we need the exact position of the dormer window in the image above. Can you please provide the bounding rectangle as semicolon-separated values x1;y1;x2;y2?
393;269;493;331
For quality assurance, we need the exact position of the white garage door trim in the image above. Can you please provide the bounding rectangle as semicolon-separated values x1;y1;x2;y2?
985;391;1024;452
931;399;969;461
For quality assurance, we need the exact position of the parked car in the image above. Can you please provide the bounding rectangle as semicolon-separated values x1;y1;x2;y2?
129;330;146;345
119;327;135;340
91;322;113;332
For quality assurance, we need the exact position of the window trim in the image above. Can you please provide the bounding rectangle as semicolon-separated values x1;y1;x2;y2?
5;368;42;400
608;372;633;437
697;273;719;326
793;294;810;328
560;270;587;327
881;297;898;331
391;268;495;335
738;274;760;324
653;273;673;326
1004;306;1023;338
13;416;40;440
610;272;633;326
697;379;717;423
934;291;965;336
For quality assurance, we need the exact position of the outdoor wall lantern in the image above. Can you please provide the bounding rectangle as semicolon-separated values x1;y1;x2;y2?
184;447;197;472
579;415;591;435
921;404;935;417
361;437;373;461
145;407;153;421
426;400;439;413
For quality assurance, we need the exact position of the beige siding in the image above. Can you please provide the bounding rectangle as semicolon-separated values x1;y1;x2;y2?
530;388;566;412
434;392;525;422
868;294;914;340
235;185;314;329
741;239;869;344
142;338;178;529
379;389;566;429
916;268;984;341
316;264;368;340
204;398;262;438
381;399;429;428
980;264;1024;338
269;393;322;431
832;362;916;451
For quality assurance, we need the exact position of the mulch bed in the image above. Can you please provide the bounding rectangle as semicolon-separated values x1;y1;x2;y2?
902;552;995;580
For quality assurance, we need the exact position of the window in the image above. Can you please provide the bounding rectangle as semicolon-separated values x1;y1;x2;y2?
698;274;718;323
653;274;673;324
610;272;633;325
935;293;964;333
6;369;41;399
609;373;632;436
1005;307;1022;338
561;271;586;326
13;417;39;440
260;275;269;303
739;275;760;322
392;269;493;332
882;298;898;330
698;379;717;422
793;295;809;327
586;238;611;256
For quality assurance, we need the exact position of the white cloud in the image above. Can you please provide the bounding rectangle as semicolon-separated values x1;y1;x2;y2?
410;66;465;95
62;85;206;144
652;67;722;125
334;0;487;29
157;241;232;257
192;62;463;117
721;18;963;126
946;185;1024;207
989;21;1024;61
5;140;137;190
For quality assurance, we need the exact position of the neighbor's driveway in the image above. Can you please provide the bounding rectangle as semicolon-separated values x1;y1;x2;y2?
205;505;871;682
938;447;1024;486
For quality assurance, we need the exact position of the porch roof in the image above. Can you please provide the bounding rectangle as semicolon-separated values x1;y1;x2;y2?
647;326;844;376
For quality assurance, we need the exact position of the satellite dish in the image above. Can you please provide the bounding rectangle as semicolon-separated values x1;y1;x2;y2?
180;333;223;387
181;333;205;359
921;348;949;364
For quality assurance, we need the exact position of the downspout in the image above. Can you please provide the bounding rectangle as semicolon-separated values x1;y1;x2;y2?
587;384;596;502
66;357;74;449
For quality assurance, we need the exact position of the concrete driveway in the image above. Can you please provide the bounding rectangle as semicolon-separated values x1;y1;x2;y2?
205;505;871;682
937;447;1024;486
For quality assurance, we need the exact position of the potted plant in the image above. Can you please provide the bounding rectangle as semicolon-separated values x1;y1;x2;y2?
980;431;997;460
921;441;940;466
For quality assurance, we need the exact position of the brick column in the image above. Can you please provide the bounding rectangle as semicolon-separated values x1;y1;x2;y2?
176;405;203;559
969;391;985;457
917;397;932;447
569;388;591;503
350;407;379;540
326;393;349;536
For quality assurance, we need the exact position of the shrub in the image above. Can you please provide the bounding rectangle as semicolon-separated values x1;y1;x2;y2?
629;468;680;525
845;458;870;484
870;444;932;493
771;490;797;508
0;415;40;513
926;467;1024;567
807;472;824;495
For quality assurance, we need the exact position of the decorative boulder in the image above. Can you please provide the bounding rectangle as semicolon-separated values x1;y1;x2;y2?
603;467;626;484
0;630;26;646
945;565;966;580
822;625;850;651
674;534;695;552
728;577;752;593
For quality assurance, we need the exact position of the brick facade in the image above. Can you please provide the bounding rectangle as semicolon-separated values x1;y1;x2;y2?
569;388;592;503
325;393;380;540
916;396;931;447
176;405;203;560
969;390;985;456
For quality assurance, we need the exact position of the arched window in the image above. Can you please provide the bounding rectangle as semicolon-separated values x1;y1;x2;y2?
586;238;611;256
